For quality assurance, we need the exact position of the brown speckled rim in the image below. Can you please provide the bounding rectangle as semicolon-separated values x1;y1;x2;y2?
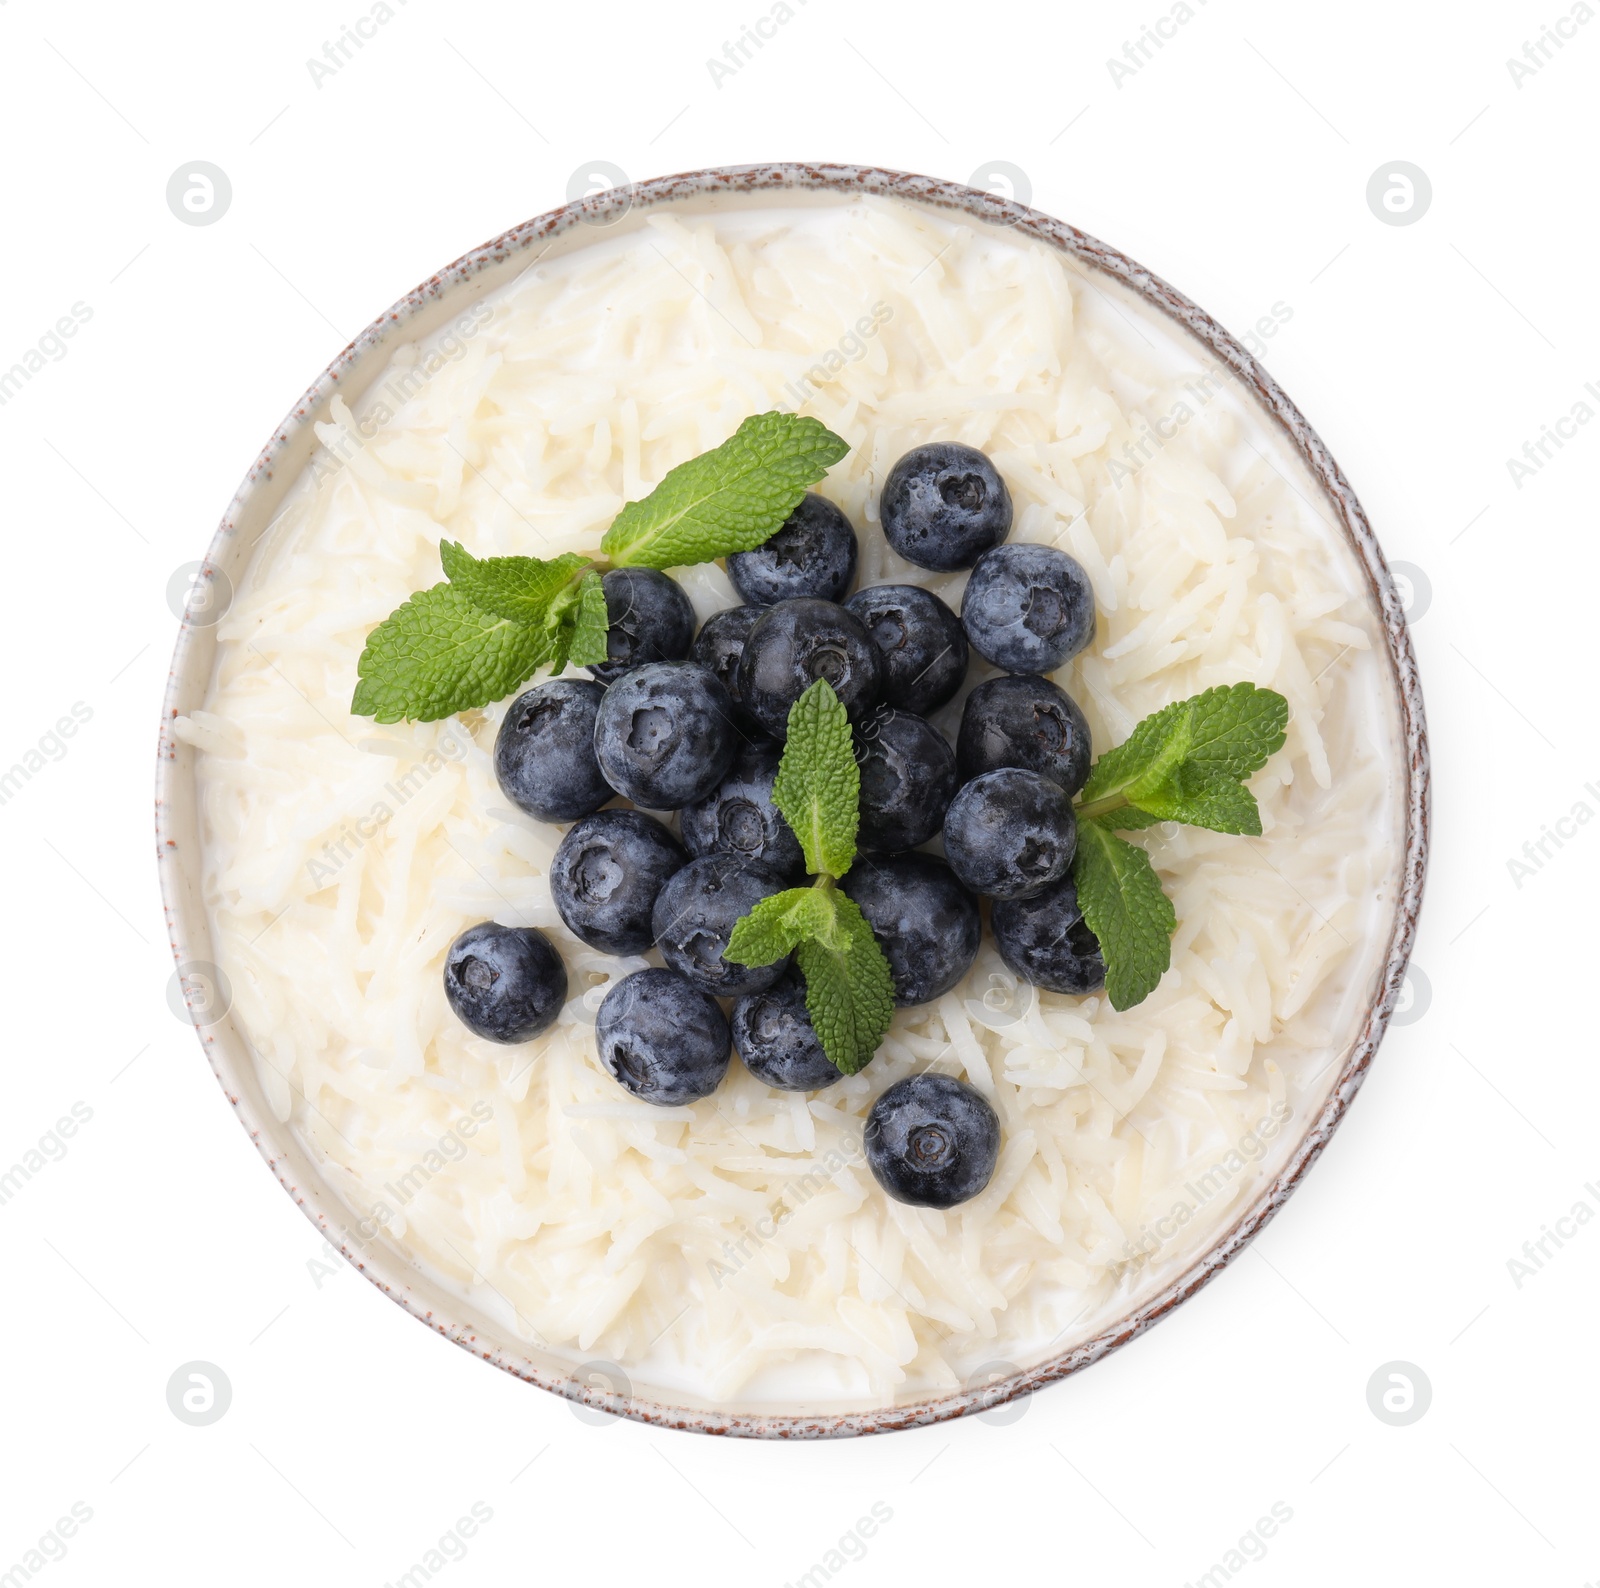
155;163;1429;1438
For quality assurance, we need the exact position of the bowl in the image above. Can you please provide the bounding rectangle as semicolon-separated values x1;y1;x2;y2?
156;163;1429;1437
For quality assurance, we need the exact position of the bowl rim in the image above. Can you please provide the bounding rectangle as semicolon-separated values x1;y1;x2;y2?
155;161;1429;1438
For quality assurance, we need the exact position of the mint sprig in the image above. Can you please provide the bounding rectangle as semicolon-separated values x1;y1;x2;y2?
1070;683;1289;1010
350;412;848;722
724;680;895;1077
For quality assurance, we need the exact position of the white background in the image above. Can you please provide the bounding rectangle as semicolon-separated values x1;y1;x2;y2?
0;0;1594;1583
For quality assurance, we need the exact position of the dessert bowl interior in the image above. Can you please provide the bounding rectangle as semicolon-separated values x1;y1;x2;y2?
157;164;1427;1437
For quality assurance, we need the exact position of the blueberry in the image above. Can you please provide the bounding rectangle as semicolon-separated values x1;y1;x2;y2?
841;852;980;1006
845;584;969;716
596;968;731;1106
549;810;687;955
942;768;1076;900
732;967;844;1091
592;662;737;810
864;1074;1000;1208
736;598;885;737
855;708;958;853
991;875;1106;995
494;679;613;823
443;922;567;1044
692;604;764;716
960;544;1096;673
728;493;858;606
679;740;805;879
956;674;1092;795
651;854;790;997
879;443;1012;571
587;568;696;685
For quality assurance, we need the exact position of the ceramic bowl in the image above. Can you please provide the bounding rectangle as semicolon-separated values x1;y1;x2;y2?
156;163;1429;1437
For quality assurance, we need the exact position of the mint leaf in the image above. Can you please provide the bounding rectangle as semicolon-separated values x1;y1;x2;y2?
795;893;895;1076
541;574;610;677
351;584;553;723
1092;804;1166;831
771;680;859;880
566;571;610;668
438;542;588;624
1072;820;1176;1011
1124;775;1263;836
544;630;572;678
1179;682;1289;782
725;887;834;968
1077;697;1190;809
601;411;848;571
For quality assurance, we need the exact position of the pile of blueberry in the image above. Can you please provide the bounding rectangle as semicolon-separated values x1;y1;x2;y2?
442;442;1103;1208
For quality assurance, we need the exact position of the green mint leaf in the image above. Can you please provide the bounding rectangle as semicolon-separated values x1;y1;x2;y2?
724;887;834;968
351;583;550;723
600;411;848;571
565;571;610;668
1072;820;1176;1011
438;542;589;624
795;892;895;1076
537;577;587;677
1124;775;1263;836
771;680;859;880
1077;697;1190;808
1173;683;1289;783
1094;804;1166;831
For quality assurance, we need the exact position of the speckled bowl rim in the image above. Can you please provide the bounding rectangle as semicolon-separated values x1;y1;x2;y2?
156;162;1429;1438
